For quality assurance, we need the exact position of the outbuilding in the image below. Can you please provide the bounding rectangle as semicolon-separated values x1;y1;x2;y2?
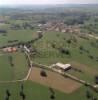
52;62;71;71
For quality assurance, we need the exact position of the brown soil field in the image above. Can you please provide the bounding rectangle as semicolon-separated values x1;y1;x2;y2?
70;61;98;76
28;67;82;93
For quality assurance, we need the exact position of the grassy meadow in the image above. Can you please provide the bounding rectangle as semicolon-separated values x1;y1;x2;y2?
0;51;28;81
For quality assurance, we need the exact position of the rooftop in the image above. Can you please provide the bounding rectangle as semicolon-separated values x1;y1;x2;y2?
55;62;71;69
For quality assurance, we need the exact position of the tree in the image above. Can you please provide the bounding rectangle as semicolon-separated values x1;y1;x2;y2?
49;87;56;100
49;87;55;95
5;96;9;100
59;48;71;55
20;92;26;100
22;94;26;100
50;94;55;100
4;89;11;100
8;56;14;67
21;83;24;91
88;55;94;60
6;89;11;97
79;46;84;51
86;90;92;99
51;43;56;49
67;39;71;44
19;83;26;100
40;70;47;77
38;32;43;39
95;76;98;84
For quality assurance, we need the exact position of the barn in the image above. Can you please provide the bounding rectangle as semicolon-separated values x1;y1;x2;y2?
51;62;71;71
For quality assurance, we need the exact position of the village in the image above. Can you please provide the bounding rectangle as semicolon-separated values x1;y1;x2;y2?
38;21;81;34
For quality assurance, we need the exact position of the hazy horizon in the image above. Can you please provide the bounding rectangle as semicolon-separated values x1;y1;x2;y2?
0;0;98;5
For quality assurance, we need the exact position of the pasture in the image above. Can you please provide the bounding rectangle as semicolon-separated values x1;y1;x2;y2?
0;29;37;46
0;51;28;81
0;81;97;100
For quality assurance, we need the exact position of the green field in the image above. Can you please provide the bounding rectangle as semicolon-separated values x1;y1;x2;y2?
32;31;98;84
0;51;28;81
0;81;97;100
33;31;98;66
0;29;37;46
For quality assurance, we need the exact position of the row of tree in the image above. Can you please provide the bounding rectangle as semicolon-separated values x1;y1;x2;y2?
4;84;26;100
10;23;34;30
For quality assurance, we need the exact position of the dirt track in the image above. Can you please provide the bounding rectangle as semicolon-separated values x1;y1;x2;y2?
28;67;82;93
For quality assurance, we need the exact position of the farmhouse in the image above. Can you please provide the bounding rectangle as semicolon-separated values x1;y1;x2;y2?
51;62;71;71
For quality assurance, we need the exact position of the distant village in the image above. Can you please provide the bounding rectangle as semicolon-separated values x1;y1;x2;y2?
38;21;81;34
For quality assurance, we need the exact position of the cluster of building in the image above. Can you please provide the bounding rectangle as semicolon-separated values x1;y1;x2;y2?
2;44;34;54
38;21;81;34
3;47;17;53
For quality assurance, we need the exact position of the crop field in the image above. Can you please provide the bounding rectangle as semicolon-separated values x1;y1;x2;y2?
28;67;82;93
0;51;28;81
